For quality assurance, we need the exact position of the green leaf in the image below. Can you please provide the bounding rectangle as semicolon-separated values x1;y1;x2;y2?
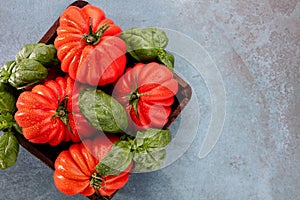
120;26;169;62
135;128;163;139
0;61;16;84
0;82;16;114
16;43;59;67
95;140;133;176
0;132;20;170
9;59;48;90
132;128;171;172
157;50;174;71
95;128;172;174
134;136;144;149
136;128;172;149
133;148;166;172
12;123;22;135
0;113;15;131
15;44;36;62
147;26;169;48
79;88;128;133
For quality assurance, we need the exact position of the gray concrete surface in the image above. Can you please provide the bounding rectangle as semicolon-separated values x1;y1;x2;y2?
0;0;299;199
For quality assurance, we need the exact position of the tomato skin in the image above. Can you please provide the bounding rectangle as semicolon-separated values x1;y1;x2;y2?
54;5;127;86
14;75;97;146
54;134;132;197
113;62;178;130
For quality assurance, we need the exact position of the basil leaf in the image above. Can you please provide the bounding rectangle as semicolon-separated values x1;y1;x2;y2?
0;82;16;114
79;88;128;133
129;48;158;63
157;50;174;71
95;129;172;174
120;26;171;63
134;136;144;149
0;132;20;170
0;112;22;134
95;140;133;176
16;43;59;67
15;44;36;62
120;26;168;48
9;59;48;90
132;128;171;172
0;61;16;84
136;128;172;149
12;123;22;135
0;113;15;131
133;148;166;172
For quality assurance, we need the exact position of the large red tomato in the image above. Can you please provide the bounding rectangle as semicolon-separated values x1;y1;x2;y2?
54;134;132;197
54;5;127;86
113;62;178;130
14;75;97;146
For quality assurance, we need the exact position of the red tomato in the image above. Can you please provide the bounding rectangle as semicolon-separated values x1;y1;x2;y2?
14;75;97;146
54;5;127;86
113;62;178;130
54;134;132;197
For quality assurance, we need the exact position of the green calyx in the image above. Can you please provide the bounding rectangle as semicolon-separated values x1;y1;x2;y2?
129;88;140;117
90;172;104;190
55;97;68;119
53;96;72;133
129;89;139;103
128;84;149;119
83;18;110;45
90;172;110;198
128;77;146;118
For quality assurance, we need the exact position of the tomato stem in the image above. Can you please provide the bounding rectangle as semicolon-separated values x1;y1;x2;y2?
129;90;148;106
128;75;151;120
89;17;93;36
90;172;107;195
53;95;74;135
90;172;102;189
94;189;110;200
55;96;68;118
129;90;139;103
83;18;110;45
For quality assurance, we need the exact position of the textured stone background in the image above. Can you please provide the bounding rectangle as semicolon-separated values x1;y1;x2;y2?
0;0;299;200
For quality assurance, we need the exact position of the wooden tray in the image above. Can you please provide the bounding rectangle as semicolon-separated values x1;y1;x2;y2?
13;1;192;200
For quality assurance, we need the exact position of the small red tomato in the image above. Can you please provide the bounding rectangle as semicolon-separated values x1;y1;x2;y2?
113;62;178;130
14;75;97;146
54;5;127;86
54;134;132;197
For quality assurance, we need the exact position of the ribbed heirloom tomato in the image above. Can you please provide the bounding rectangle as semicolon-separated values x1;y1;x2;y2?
54;4;127;86
14;75;97;146
54;134;132;197
113;62;178;130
